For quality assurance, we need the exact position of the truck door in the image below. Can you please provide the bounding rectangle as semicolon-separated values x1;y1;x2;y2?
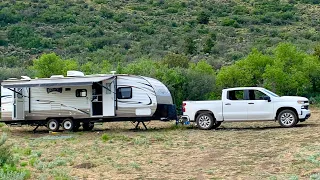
13;88;25;120
223;90;248;121
246;90;274;120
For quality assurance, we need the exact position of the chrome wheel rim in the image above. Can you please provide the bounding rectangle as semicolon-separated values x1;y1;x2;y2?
49;121;57;130
198;115;211;128
280;113;294;126
63;121;72;130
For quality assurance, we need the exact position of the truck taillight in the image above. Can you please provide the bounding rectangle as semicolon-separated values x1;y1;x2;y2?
182;102;186;112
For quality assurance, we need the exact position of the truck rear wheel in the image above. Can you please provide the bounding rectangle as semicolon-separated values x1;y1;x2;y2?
278;109;298;128
62;118;74;131
196;113;215;130
82;122;94;131
47;119;59;132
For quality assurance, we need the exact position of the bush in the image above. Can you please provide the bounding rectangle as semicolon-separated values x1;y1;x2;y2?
0;134;13;166
101;134;110;142
197;11;210;24
0;168;27;180
221;17;239;27
0;133;30;180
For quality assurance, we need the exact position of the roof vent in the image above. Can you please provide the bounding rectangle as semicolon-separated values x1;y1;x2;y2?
50;75;64;79
21;76;31;80
67;71;85;77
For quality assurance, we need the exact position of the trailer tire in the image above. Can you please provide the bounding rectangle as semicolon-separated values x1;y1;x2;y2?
47;119;59;132
196;113;214;130
62;118;74;131
83;122;94;131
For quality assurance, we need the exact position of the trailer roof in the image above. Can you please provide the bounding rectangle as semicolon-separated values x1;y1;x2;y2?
1;75;114;88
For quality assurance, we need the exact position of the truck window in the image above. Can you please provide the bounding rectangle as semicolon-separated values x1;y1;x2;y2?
248;90;268;100
227;90;245;100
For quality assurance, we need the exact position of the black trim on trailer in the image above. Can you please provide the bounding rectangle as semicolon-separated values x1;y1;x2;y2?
29;88;31;113
115;76;118;110
96;82;115;94
7;88;28;98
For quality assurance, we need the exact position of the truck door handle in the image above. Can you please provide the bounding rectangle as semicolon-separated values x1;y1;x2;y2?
225;103;231;105
248;103;254;104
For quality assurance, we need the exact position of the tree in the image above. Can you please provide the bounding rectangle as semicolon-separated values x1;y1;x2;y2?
62;59;79;74
161;53;190;68
122;58;160;77
189;60;215;75
197;11;210;24
80;61;101;75
314;45;320;59
31;53;65;78
216;43;320;96
184;36;196;55
203;37;214;54
216;49;272;88
183;60;216;101
31;53;79;78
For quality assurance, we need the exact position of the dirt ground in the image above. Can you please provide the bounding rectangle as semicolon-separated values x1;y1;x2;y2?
1;109;320;180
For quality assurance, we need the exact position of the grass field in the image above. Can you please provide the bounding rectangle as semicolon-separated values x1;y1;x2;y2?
1;109;320;180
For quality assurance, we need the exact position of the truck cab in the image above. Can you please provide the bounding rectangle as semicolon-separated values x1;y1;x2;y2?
182;87;311;130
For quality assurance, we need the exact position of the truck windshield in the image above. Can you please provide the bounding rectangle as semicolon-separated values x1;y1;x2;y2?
262;89;279;97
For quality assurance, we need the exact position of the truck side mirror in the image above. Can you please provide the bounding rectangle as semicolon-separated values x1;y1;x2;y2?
263;96;271;102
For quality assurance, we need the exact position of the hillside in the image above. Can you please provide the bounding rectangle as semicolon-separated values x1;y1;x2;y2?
1;0;319;71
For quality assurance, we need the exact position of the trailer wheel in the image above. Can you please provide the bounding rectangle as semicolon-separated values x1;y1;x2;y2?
82;122;94;131
47;119;59;132
62;118;74;131
196;113;214;130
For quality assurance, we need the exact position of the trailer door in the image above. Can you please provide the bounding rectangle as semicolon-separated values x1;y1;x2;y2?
13;88;25;120
103;80;115;117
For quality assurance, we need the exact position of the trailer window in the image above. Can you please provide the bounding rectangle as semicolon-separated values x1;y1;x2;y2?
117;87;132;99
76;89;87;97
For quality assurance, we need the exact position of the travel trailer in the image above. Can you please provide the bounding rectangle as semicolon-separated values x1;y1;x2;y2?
0;71;177;131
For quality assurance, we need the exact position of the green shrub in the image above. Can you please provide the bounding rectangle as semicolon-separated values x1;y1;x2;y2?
101;134;110;142
221;17;239;27
0;134;30;180
0;134;13;166
0;123;5;128
0;168;27;180
197;11;210;24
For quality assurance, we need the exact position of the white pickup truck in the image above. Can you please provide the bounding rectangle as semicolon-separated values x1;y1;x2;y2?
182;87;311;130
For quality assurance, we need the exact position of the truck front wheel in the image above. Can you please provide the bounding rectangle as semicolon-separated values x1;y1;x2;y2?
196;113;215;130
278;110;298;128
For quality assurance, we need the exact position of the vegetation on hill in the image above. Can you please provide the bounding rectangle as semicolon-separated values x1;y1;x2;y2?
0;0;320;106
1;0;319;68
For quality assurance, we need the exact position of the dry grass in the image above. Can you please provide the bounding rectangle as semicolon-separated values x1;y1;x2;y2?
1;109;320;179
